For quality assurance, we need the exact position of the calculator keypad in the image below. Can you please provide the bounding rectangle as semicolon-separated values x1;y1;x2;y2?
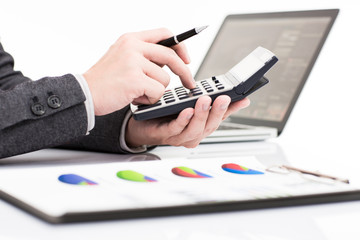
174;87;189;100
212;76;224;90
163;90;176;104
201;80;214;93
135;76;230;111
189;86;203;97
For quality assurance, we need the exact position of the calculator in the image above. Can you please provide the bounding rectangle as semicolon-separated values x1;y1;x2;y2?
131;46;278;121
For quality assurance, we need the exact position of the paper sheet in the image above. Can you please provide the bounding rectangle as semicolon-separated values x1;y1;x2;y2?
0;156;357;218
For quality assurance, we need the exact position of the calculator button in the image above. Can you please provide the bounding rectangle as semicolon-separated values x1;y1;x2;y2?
177;96;187;99
163;97;174;101
179;95;190;100
137;101;161;110
176;89;186;92
190;88;201;91
216;84;224;90
192;92;203;96
164;98;175;102
165;99;175;104
190;87;201;91
190;89;202;94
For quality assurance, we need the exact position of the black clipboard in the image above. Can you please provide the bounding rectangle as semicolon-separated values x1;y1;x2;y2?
1;188;360;224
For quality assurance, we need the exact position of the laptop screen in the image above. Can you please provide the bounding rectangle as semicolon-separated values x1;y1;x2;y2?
195;9;339;134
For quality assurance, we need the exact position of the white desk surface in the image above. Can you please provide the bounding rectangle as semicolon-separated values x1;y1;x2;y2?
1;137;360;240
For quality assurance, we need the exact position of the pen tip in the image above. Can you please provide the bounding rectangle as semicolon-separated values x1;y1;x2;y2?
196;25;208;33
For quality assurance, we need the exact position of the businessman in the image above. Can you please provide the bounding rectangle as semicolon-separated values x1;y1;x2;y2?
0;28;250;159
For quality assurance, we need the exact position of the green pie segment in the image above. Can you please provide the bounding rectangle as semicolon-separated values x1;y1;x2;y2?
116;170;157;182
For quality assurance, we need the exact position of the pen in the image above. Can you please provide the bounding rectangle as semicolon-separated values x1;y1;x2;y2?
157;26;208;47
281;165;350;184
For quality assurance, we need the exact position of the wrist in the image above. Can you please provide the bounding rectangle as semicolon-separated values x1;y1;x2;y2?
83;71;102;116
73;74;95;133
120;110;148;153
125;117;144;148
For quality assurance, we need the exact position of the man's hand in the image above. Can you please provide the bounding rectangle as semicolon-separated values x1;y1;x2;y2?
83;28;196;116
125;96;250;148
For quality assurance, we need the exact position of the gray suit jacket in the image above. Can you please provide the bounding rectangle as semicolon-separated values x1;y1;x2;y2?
0;42;130;158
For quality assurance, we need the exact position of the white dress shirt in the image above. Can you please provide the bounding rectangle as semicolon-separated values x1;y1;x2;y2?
74;74;147;153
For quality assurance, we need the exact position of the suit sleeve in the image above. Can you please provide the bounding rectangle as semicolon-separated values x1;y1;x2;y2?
0;43;88;158
0;42;143;158
61;106;133;153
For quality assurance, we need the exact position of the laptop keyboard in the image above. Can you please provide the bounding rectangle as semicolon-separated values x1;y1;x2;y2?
217;124;247;130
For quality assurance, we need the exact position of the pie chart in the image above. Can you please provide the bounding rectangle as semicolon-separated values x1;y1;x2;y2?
116;170;157;182
222;163;264;175
58;174;98;185
172;166;212;178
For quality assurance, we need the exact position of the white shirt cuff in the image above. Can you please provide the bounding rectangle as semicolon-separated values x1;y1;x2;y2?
74;74;95;134
120;110;148;153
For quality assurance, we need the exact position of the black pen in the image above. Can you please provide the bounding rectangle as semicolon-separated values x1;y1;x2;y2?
157;26;208;47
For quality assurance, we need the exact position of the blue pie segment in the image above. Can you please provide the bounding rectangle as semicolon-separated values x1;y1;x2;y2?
58;174;98;185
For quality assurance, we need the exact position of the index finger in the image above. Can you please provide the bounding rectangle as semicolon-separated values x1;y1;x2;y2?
172;42;191;64
131;28;191;63
132;28;174;44
134;28;192;75
142;43;195;89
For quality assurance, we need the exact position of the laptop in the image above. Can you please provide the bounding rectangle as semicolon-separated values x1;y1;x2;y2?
196;9;339;143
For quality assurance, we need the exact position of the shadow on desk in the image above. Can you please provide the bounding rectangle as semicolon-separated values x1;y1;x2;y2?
0;149;161;166
0;141;288;169
154;141;290;168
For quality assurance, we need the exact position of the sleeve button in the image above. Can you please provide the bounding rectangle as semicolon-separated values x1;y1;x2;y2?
47;95;62;109
31;103;46;116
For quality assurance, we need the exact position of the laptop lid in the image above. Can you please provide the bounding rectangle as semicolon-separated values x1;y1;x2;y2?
195;9;339;135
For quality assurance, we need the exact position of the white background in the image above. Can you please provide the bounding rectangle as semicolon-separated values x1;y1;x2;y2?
1;0;360;239
1;0;359;179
